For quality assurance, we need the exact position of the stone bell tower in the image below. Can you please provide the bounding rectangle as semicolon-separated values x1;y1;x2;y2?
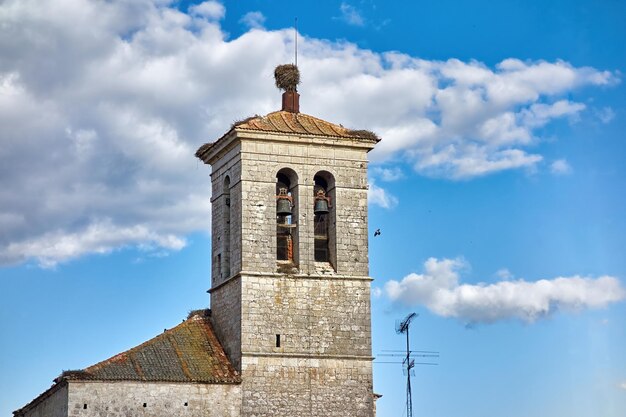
195;65;379;417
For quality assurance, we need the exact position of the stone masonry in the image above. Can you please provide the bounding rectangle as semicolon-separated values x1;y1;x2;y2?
199;108;379;417
19;381;240;417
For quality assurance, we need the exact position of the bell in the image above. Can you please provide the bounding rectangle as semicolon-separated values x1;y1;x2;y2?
276;198;292;215
314;198;329;215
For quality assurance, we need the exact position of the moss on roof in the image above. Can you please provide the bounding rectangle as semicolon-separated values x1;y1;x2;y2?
62;310;239;384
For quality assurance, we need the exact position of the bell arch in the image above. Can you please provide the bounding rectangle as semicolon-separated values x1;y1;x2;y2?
313;171;336;268
276;168;299;264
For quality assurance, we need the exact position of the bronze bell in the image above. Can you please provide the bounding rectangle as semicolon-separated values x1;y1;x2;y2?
314;198;329;215
276;187;292;216
276;197;292;215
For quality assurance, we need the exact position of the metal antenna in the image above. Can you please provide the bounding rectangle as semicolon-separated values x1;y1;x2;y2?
396;313;418;417
294;17;298;67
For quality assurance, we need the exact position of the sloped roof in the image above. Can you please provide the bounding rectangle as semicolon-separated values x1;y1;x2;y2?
14;311;239;416
236;111;351;137
195;110;380;161
61;310;239;384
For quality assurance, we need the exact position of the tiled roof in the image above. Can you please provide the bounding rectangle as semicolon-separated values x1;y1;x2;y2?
235;111;351;137
61;310;239;384
195;111;380;161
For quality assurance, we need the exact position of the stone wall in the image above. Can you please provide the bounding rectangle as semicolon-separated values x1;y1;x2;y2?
238;138;370;277
211;276;242;370
241;356;373;417
66;381;241;417
240;274;371;356
207;131;375;416
210;142;242;287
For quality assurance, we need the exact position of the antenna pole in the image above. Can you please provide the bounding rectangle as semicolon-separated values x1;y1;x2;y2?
396;313;417;417
406;326;413;417
295;17;298;67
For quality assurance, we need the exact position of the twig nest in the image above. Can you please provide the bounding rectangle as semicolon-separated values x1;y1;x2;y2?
274;64;300;91
347;129;380;141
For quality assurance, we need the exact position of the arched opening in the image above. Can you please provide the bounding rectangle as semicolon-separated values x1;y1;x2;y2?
313;171;336;268
276;168;299;264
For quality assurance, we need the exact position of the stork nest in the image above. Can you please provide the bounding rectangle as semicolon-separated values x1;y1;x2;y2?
187;309;211;319
274;64;300;91
231;115;260;129
347;129;381;141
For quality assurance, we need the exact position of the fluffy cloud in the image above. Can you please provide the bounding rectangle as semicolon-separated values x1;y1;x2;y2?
368;181;398;209
339;2;365;26
372;167;404;182
595;107;615;124
189;1;225;20
385;258;625;323
240;11;265;29
0;0;618;266
551;159;573;175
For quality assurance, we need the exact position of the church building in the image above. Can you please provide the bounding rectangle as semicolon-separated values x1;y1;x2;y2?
14;65;380;417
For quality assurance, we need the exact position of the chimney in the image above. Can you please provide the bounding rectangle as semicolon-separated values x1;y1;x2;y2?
282;91;300;113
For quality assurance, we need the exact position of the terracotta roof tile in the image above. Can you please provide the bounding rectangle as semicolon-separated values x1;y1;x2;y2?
63;311;239;384
195;111;380;161
235;111;351;137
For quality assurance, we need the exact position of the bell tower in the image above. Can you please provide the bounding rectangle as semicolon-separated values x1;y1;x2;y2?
196;65;379;417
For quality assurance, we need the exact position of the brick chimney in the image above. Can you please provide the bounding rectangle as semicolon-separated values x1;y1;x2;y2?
282;91;300;113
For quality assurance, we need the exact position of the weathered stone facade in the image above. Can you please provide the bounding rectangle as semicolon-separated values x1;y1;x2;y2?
201;111;378;417
20;381;240;417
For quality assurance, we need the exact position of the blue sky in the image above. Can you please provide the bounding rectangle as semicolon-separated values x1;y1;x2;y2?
1;1;625;416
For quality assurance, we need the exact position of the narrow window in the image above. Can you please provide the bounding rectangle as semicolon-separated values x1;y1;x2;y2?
184;402;188;407
313;171;336;268
143;403;147;408
217;254;222;278
313;175;330;262
83;404;87;410
276;169;298;264
276;334;281;347
223;176;231;278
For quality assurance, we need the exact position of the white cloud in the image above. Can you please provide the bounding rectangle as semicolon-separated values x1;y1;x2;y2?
339;2;365;26
551;159;573;175
0;0;618;266
372;166;404;182
372;287;383;298
620;382;626;390
240;11;265;29
2;219;186;268
495;268;514;280
596;107;615;124
368;181;398;209
189;1;225;20
385;258;625;324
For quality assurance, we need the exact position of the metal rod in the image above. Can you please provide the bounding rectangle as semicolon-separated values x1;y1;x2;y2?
294;17;298;67
373;362;438;365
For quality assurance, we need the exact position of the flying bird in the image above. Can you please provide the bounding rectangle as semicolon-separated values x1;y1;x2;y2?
374;229;381;237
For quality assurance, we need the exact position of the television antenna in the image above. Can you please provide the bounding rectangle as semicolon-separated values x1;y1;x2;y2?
374;315;439;417
396;313;418;417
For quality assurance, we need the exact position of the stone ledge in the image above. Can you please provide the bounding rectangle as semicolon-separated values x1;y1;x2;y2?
241;352;374;361
209;271;373;293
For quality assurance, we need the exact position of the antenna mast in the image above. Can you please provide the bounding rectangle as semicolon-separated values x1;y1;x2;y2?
294;17;298;67
396;313;418;417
